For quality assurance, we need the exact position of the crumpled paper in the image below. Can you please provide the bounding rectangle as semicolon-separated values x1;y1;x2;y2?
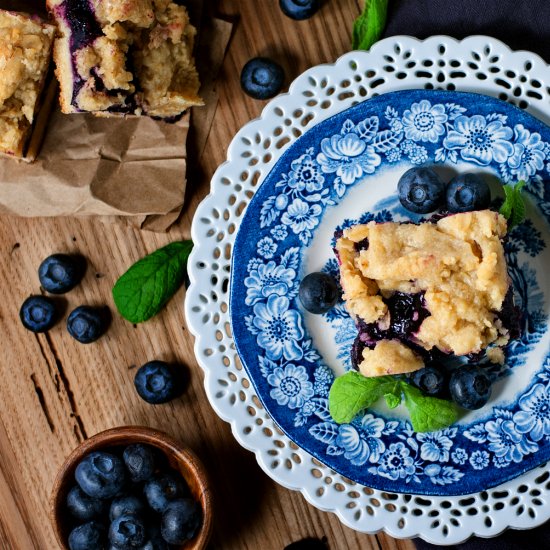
0;0;232;232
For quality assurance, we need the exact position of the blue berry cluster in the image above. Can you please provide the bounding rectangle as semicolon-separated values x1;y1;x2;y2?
397;168;491;214
19;254;109;343
408;362;493;410
66;444;202;549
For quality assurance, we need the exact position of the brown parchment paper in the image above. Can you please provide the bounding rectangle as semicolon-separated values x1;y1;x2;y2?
108;15;234;232
0;0;232;232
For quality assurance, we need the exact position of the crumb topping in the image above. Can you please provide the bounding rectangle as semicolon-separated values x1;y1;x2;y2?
336;210;511;374
358;340;424;377
0;11;54;155
50;0;202;117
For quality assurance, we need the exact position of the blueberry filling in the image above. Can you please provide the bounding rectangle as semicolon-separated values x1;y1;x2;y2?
59;0;102;105
354;237;369;252
152;112;186;124
62;0;102;52
386;292;430;338
425;210;451;223
332;229;344;249
355;291;430;343
106;97;139;113
497;287;522;340
60;1;141;112
350;334;373;371
350;291;431;369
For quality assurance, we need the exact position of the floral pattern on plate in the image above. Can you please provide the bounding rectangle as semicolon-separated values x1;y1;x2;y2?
230;90;550;495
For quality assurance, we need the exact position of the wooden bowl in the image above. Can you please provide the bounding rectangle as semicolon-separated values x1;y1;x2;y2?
50;426;213;550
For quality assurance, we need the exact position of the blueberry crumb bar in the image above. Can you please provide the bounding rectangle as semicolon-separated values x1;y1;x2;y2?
334;210;519;376
0;10;55;159
46;0;203;119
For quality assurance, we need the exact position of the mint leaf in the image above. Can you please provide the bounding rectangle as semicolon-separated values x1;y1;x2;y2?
352;0;389;50
401;382;458;432
113;241;193;323
500;180;526;229
329;371;395;423
499;185;514;219
329;373;458;432
384;392;401;409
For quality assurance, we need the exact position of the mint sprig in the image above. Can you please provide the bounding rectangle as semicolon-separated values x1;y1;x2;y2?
329;372;398;422
352;0;389;50
401;384;458;432
384;392;402;409
113;241;193;323
499;180;526;228
329;372;458;432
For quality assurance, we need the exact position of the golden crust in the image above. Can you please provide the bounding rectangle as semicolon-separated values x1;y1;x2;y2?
358;340;425;377
47;0;203;118
336;210;511;373
0;10;55;158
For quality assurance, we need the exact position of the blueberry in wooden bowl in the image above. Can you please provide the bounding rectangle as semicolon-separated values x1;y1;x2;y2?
50;426;213;550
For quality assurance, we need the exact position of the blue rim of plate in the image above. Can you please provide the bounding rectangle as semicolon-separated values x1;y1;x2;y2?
229;89;550;496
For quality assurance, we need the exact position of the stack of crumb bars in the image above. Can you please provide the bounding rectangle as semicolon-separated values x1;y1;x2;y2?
0;0;203;161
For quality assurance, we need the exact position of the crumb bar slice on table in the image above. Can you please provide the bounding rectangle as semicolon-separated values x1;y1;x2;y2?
0;10;55;159
334;210;517;376
47;0;203;119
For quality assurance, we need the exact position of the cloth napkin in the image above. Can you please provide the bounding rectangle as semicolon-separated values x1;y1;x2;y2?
383;0;550;63
381;1;550;548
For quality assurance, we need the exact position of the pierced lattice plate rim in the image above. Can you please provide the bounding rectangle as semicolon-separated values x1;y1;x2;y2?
186;36;550;544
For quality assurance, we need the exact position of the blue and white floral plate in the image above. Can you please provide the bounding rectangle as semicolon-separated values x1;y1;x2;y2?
188;38;550;541
230;88;550;496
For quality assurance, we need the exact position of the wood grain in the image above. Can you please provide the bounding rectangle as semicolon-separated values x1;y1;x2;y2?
0;1;416;549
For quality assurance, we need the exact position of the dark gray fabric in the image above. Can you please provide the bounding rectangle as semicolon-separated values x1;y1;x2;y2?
383;0;550;62
413;521;550;550
381;1;550;547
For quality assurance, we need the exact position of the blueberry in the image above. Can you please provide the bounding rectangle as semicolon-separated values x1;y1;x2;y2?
446;173;491;213
144;471;186;513
279;0;321;20
38;254;84;294
449;365;492;410
298;272;339;314
75;451;127;499
134;361;182;405
160;498;202;545
109;514;146;549
145;524;170;550
68;521;106;550
397;167;446;213
67;305;108;343
240;57;284;100
66;485;107;521
110;494;147;521
123;444;157;482
410;366;446;396
19;296;58;333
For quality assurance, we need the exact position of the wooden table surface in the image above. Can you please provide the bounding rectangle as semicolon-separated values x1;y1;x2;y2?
0;1;416;549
